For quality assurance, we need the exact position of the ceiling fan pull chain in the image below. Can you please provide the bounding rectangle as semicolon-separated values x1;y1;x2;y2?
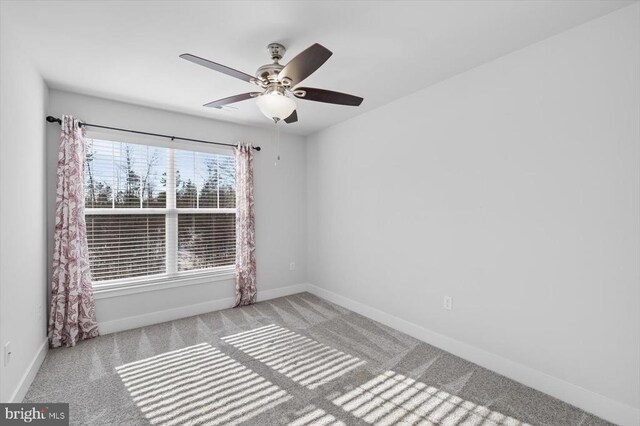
274;117;281;166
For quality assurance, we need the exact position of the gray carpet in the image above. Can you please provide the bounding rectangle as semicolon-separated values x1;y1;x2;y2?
24;293;612;426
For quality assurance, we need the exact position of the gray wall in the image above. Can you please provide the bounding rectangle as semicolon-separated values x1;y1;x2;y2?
307;4;639;418
0;16;49;401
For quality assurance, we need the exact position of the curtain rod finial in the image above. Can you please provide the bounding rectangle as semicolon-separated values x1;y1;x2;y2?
46;116;62;124
254;146;261;151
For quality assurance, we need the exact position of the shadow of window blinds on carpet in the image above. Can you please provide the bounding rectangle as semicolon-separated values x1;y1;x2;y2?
221;324;366;390
116;342;291;425
331;370;531;426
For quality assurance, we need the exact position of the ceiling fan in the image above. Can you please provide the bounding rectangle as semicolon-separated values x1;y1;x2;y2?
179;43;363;124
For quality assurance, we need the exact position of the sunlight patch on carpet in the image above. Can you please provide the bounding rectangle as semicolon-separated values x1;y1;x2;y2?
332;370;531;426
287;404;346;426
221;325;365;390
116;342;291;425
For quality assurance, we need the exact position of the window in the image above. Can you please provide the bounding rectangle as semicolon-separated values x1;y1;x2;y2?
84;138;235;285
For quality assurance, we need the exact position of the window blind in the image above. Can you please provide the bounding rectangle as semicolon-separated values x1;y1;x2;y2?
86;215;166;281
178;213;236;272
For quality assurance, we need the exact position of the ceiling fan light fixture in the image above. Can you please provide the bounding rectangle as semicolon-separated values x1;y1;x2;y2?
255;91;296;120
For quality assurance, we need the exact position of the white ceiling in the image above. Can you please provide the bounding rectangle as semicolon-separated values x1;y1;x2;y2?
2;0;634;135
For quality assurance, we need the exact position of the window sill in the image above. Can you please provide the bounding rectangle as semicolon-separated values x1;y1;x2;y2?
92;267;235;300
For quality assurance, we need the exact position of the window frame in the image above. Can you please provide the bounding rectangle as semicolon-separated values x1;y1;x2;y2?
84;132;237;295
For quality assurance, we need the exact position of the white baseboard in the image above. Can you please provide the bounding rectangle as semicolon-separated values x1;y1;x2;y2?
257;283;307;302
306;284;640;426
98;283;308;335
9;338;48;403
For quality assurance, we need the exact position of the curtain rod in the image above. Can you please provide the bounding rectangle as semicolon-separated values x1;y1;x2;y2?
45;116;261;151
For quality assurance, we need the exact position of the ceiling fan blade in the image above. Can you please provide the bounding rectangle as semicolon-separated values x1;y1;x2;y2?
203;92;260;108
278;43;332;86
294;87;363;106
284;110;298;124
180;53;256;83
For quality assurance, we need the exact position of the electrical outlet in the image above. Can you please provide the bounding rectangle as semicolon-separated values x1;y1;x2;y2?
443;296;453;310
289;262;296;271
4;342;11;366
36;303;43;321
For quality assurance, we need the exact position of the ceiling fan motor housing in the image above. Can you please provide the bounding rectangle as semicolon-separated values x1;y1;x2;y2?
255;62;284;84
255;43;287;85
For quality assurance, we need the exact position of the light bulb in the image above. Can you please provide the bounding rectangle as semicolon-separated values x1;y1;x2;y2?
256;92;296;120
